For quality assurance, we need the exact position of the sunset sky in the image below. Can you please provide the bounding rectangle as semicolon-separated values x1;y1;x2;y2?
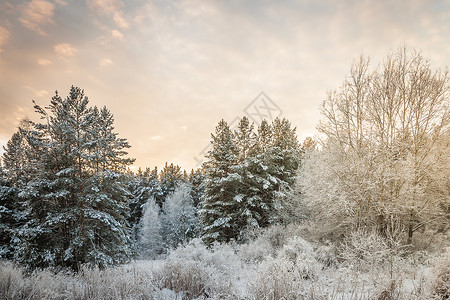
1;0;449;171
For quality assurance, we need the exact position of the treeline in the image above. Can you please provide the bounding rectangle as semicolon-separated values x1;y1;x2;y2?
0;88;303;270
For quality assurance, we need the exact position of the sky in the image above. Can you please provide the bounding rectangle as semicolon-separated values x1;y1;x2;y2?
0;0;449;171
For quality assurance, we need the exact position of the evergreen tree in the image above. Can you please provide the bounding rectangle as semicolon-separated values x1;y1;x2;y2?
270;117;300;185
128;167;162;246
265;117;301;223
1;125;31;259
200;117;301;244
12;86;134;270
159;162;184;207
0;165;20;259
138;197;163;259
161;183;199;248
1;121;33;184
256;119;272;153
234;116;256;160
200;119;240;244
233;117;267;235
188;168;205;209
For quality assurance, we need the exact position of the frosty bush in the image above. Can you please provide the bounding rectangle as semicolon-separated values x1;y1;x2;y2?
314;243;337;268
0;261;160;299
338;229;406;273
248;256;304;300
238;224;305;263
238;234;274;263
431;248;450;299
0;261;33;300
154;239;242;298
372;280;402;300
0;225;446;299
277;236;318;280
153;260;208;299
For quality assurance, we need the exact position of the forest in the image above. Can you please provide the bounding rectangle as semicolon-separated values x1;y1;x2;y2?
0;49;449;299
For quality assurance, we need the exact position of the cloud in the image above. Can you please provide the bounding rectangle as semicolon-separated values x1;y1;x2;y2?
54;43;78;57
87;0;130;32
0;26;10;53
113;12;129;29
87;0;123;16
19;0;55;35
54;0;68;6
99;58;112;67
133;2;156;24
25;85;49;97
37;58;52;66
111;29;124;40
151;135;162;141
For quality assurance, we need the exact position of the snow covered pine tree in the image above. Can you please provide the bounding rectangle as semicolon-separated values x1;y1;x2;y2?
6;86;134;270
201;117;301;244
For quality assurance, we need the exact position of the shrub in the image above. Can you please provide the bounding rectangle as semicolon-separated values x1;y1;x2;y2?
338;229;406;273
153;260;208;299
373;280;402;300
154;239;241;299
431;248;450;300
247;256;303;300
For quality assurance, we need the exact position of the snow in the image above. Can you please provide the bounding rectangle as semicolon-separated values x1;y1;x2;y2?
1;226;448;299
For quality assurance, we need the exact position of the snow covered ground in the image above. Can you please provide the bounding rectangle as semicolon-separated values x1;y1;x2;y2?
1;224;449;299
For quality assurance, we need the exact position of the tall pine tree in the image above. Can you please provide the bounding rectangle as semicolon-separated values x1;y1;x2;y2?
12;86;134;270
200;120;240;244
200;117;301;244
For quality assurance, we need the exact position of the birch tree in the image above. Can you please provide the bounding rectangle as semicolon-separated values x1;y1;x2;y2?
301;48;449;243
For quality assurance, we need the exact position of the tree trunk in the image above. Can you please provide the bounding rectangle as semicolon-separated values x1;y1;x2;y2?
377;214;386;237
407;211;414;244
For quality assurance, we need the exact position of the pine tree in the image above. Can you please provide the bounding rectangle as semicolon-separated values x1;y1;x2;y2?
232;117;267;235
159;162;184;207
200;119;240;244
265;117;301;223
161;183;199;248
15;88;90;270
1;121;33;185
138;197;163;259
200;117;301;243
256;119;272;153
270;117;300;185
12;86;134;270
234;116;256;160
128;167;162;248
188;168;205;209
0;165;19;259
81;106;134;267
1;125;31;259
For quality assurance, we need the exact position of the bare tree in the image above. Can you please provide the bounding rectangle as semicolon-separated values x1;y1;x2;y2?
302;48;449;243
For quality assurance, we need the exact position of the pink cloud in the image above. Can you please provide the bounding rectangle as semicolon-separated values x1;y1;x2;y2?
99;58;112;67
111;29;124;41
87;0;123;16
87;0;130;34
37;58;52;66
19;0;55;35
113;12;129;29
0;26;10;51
54;43;78;57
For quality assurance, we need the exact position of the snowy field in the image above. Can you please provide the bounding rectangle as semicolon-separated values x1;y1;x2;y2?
1;225;449;300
